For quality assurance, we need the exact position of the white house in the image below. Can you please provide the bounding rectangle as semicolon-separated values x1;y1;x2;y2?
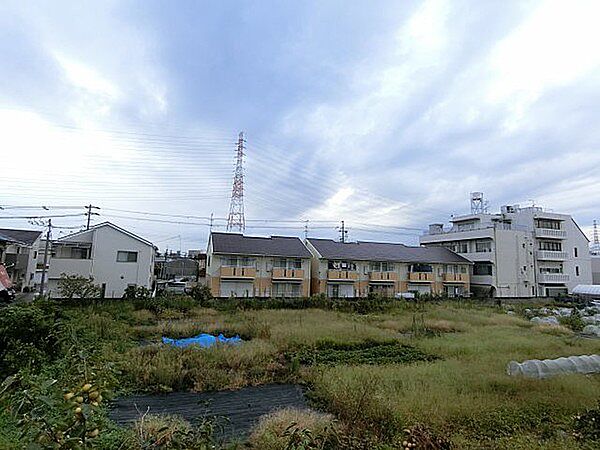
0;228;43;290
45;222;155;298
421;204;592;297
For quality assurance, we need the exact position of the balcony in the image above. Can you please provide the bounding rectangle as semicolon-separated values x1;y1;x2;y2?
535;228;566;239
327;270;359;281
536;251;567;261
369;271;398;282
408;272;434;282
538;273;570;284
443;273;469;283
272;268;304;280
220;266;256;279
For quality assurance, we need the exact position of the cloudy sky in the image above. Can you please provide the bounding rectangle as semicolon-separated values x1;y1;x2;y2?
1;0;599;251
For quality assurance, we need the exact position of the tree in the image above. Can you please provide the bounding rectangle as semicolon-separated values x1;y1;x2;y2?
57;274;101;300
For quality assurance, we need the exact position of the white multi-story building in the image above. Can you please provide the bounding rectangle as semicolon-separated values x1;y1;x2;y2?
420;205;592;297
45;222;155;298
0;228;42;290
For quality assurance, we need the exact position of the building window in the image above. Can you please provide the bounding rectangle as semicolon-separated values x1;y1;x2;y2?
370;261;394;272
576;266;580;276
539;241;562;251
328;260;356;271
274;258;302;269
535;219;561;230
410;263;433;273
473;263;493;276
540;267;562;274
54;246;90;259
574;247;578;258
475;241;492;252
117;251;138;262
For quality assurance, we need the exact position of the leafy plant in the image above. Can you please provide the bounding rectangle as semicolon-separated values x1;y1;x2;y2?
123;285;151;301
190;284;213;307
57;274;101;300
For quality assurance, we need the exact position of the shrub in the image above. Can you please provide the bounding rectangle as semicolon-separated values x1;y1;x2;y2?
190;284;213;306
559;310;585;332
0;301;63;377
123;285;151;301
135;294;197;314
57;274;101;300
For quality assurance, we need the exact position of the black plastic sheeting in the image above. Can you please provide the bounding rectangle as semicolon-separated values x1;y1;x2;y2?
109;384;307;441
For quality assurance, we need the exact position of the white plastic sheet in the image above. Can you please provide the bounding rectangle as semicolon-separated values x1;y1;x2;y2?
583;325;600;337
530;316;560;326
507;354;600;379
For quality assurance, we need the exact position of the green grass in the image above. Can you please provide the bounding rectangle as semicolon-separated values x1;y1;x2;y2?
1;298;599;448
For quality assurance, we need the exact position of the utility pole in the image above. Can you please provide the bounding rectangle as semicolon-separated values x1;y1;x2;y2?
304;220;309;239
226;132;246;232
39;219;51;296
338;220;348;243
85;204;100;230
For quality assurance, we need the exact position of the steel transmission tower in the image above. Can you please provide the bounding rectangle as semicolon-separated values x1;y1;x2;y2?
227;132;246;232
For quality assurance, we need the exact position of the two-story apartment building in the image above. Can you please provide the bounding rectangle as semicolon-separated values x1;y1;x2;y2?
0;228;42;290
206;232;312;298
45;222;155;298
305;238;471;298
420;205;592;297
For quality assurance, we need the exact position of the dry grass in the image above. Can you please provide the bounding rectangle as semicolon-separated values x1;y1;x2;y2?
248;408;338;450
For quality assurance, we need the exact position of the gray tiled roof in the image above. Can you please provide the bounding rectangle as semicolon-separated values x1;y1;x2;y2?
211;233;312;258
0;228;43;246
307;238;471;264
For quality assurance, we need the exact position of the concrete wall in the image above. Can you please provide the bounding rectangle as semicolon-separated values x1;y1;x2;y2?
591;256;600;285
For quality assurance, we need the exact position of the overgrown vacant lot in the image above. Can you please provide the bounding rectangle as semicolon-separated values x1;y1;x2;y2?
1;296;599;449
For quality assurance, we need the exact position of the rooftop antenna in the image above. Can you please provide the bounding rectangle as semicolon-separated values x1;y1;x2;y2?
226;132;246;232
470;192;487;214
593;220;599;254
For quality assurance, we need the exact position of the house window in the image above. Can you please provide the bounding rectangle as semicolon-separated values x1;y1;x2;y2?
54;246;90;259
274;258;302;269
539;241;562;251
576;266;580;276
574;247;578;258
117;251;138;262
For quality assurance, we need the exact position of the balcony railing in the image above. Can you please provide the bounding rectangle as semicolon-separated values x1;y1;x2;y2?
535;228;566;239
536;251;568;261
442;273;469;283
327;270;359;281
408;272;434;282
220;266;256;279
369;271;398;282
538;273;570;283
272;268;304;280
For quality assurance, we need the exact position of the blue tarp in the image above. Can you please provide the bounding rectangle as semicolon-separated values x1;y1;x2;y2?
162;333;242;348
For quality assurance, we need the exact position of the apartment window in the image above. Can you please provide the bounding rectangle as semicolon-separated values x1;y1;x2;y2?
33;251;38;259
328;260;356;271
274;258;302;269
576;266;580;276
574;247;578;258
540;267;562;274
475;241;492;253
473;263;493;276
117;251;138;262
460;265;467;274
539;241;562;251
370;261;394;272
410;263;433;273
535;219;561;230
273;258;287;269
